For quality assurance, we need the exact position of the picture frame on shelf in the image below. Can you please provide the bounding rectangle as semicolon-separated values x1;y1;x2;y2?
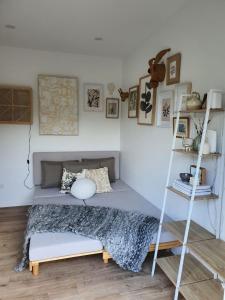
138;74;156;125
156;89;174;128
84;83;104;112
128;85;139;118
166;53;181;85
106;98;119;119
190;165;207;185
174;82;192;112
173;116;190;138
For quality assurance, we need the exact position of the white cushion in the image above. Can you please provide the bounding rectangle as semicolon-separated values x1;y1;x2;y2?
29;233;103;261
71;178;96;200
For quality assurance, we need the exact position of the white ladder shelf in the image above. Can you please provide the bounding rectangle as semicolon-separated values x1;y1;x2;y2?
151;89;225;300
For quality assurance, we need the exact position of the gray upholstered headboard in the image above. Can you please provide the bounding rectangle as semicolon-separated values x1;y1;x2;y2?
33;151;120;186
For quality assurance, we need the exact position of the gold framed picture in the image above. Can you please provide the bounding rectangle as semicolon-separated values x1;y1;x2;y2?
166;53;181;85
128;85;139;118
173;117;190;138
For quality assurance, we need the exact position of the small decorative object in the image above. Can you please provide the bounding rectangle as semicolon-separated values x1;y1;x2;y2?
182;138;193;152
173;117;190;138
156;89;173;127
138;75;156;125
128;85;138;118
186;92;202;111
107;82;116;96
207;130;217;153
166;53;181;85
84;83;104;112
192;117;211;151
71;178;96;200
106;98;119;118
202;138;210;154
179;173;192;183
118;88;129;102
190;165;206;185
38;75;78;135
174;82;192;112
147;48;171;89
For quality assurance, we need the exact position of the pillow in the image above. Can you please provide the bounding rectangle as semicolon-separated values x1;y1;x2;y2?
82;157;115;182
60;168;85;193
83;167;112;193
62;161;100;174
41;160;79;188
71;178;96;200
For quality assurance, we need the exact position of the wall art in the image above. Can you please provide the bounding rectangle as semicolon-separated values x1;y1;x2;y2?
106;98;119;119
156;89;174;127
138;75;156;125
38;75;78;135
166;53;181;85
128;85;138;118
84;83;104;112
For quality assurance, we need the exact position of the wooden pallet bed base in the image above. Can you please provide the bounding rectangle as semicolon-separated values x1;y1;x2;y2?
29;240;181;276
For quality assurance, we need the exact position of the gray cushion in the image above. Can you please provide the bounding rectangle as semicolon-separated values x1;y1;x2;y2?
41;160;79;188
62;161;100;173
82;157;115;182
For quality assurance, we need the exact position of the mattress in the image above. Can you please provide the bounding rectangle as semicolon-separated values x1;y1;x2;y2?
30;180;176;261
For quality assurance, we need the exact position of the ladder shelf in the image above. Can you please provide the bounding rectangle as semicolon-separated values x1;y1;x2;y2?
151;90;225;300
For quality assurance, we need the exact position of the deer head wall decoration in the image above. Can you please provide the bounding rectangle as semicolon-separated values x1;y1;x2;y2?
148;48;171;89
118;88;129;102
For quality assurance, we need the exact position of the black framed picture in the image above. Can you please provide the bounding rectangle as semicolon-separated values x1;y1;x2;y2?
106;98;119;119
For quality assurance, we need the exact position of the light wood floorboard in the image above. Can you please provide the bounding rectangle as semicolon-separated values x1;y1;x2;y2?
0;206;182;300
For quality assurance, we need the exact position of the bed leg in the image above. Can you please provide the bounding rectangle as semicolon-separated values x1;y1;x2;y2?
103;251;109;264
32;262;39;276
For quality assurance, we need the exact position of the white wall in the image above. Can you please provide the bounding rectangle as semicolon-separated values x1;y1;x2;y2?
121;0;225;237
0;46;122;207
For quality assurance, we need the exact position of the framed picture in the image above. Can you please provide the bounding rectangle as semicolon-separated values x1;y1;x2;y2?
166;53;181;85
138;75;156;125
190;165;206;185
84;83;104;112
174;82;192;112
106;98;119;119
173;117;190;138
156;89;174;128
128;85;139;118
38;75;78;135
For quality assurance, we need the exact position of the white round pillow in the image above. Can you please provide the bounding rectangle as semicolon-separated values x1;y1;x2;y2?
71;178;96;200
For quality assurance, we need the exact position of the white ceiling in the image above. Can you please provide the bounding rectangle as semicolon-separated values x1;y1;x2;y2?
0;0;187;58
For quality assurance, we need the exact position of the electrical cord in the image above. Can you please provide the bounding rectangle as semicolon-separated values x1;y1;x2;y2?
23;124;33;190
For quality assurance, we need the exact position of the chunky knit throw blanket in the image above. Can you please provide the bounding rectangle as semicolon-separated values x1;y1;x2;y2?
16;204;159;272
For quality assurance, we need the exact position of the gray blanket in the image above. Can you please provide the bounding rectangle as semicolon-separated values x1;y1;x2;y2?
16;204;159;272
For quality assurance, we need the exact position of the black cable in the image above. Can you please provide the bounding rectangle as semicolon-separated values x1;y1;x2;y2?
83;199;87;206
24;124;33;190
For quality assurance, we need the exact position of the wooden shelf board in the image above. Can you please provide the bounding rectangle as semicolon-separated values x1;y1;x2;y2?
179;108;225;114
157;254;213;286
167;186;219;201
173;149;221;157
164;220;215;244
189;239;225;281
180;279;223;300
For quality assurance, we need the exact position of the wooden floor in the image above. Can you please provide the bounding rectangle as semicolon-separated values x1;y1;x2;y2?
0;206;178;300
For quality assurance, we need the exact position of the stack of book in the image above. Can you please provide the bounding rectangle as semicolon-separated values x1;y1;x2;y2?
172;179;211;196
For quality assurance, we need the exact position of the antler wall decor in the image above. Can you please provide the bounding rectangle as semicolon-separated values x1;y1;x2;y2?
118;88;129;102
148;48;171;89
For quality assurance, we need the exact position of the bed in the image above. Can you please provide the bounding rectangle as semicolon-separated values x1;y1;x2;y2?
29;151;179;276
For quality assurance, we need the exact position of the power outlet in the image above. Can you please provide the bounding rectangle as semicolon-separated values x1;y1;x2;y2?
0;184;4;189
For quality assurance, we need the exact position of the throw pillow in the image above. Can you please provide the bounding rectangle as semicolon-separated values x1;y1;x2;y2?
83;167;112;193
82;157;115;182
60;168;85;193
71;178;96;200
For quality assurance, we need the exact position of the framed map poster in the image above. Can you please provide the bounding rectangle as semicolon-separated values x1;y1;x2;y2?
38;75;78;135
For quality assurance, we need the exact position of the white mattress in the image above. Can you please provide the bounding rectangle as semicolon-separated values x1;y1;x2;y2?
30;180;176;261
